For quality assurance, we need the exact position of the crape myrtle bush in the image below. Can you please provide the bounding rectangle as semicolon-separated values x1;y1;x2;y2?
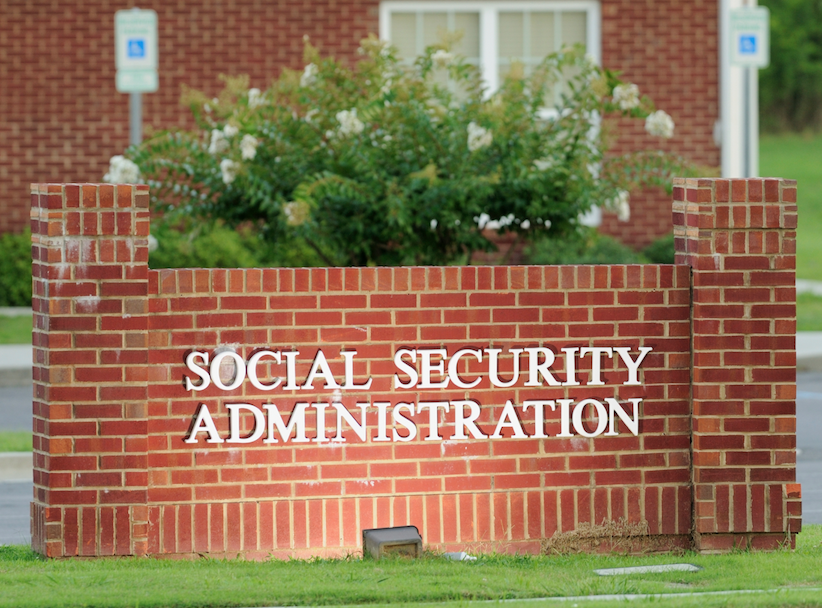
116;37;688;267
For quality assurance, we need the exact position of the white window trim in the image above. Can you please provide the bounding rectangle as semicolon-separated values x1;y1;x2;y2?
379;1;602;94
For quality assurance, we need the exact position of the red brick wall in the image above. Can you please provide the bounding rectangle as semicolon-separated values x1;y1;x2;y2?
140;264;692;558
5;0;718;247
672;177;801;551
30;179;799;559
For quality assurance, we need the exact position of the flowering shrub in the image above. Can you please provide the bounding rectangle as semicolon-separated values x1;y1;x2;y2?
123;38;691;266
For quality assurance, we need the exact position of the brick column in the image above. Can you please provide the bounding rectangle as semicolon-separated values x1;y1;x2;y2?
673;177;801;552
30;183;151;557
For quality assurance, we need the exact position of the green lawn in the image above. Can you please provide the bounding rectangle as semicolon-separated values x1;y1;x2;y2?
0;431;31;452
760;133;822;330
0;314;30;345
760;132;822;281
0;526;820;608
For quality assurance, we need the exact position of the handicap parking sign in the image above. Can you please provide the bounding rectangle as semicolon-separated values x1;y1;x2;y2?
115;9;158;92
127;38;146;59
739;35;756;55
729;7;769;67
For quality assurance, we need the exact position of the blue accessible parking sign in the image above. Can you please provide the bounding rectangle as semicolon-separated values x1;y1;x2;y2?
115;9;158;92
739;35;756;55
729;7;769;67
127;38;146;59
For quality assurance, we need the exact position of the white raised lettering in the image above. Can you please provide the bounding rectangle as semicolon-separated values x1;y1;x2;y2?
302;351;341;390
485;348;524;388
184;351;211;391
580;347;613;386
373;402;391;442
313;402;330;443
562;347;580;386
447;349;482;389
247;350;282;391
418;349;448;389
613;347;653;385
417;401;449;441
556;398;574;437
341;351;372;390
524;348;561;387
572;399;608;437
210;350;245;391
451;400;486;439
393;349;418;389
605;397;641;436
491;400;528;438
523;400;556;438
392;402;417;441
263;402;310;443
226;403;266;443
282;351;300;390
185;403;223;443
332;402;368;442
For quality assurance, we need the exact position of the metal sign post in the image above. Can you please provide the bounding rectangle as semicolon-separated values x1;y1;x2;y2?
728;6;769;177
115;8;158;146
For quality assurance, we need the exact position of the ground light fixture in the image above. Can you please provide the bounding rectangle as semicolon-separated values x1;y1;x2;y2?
362;526;422;559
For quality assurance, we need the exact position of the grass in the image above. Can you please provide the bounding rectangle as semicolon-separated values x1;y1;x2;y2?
0;431;32;452
0;526;820;608
0;314;31;345
760;132;822;282
760;132;822;330
797;292;822;331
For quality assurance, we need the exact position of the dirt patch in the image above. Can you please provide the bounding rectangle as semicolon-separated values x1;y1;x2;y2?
542;519;687;554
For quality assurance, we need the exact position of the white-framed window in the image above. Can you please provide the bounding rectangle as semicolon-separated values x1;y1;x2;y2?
379;1;601;94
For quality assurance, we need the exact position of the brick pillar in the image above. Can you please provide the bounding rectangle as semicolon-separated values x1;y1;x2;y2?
673;177;801;552
30;183;151;557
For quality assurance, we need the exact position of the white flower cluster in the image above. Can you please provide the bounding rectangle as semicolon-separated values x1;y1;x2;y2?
247;88;263;108
103;155;140;184
645;110;674;139
467;122;492;152
609;190;631;222
336;109;364;137
220;159;239;185
208;129;228;155
431;49;453;69
240;134;258;160
283;200;309;226
613;83;640;110
533;157;557;171
301;63;318;88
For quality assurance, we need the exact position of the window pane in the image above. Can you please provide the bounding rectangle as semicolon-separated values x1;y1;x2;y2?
453;12;480;59
391;12;417;60
530;12;556;57
422;12;448;47
560;11;587;48
498;12;524;59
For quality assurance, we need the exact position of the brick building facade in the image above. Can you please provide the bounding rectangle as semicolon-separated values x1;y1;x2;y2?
2;0;719;247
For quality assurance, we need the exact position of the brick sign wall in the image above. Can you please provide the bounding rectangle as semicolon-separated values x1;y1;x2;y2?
29;178;800;559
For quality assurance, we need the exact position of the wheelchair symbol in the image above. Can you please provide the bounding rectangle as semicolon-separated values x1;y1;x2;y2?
739;35;757;55
127;39;146;59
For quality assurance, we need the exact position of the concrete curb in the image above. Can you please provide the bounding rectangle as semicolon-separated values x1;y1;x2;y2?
0;307;32;317
0;452;33;482
0;368;32;388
